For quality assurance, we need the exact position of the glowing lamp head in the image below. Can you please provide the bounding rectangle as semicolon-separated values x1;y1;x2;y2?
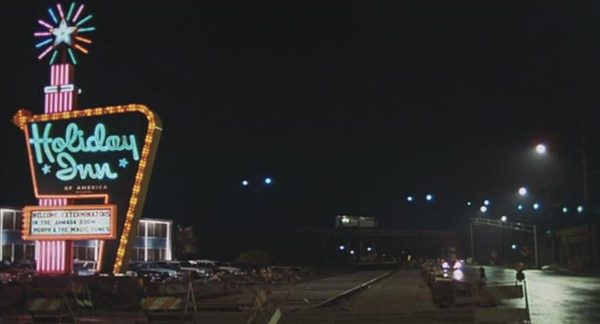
480;206;488;213
367;246;372;252
500;215;507;222
518;187;527;196
441;261;450;269
406;196;414;202
425;194;433;201
483;199;490;206
533;202;540;210
242;180;249;186
535;144;547;154
577;205;584;214
264;177;272;185
562;207;568;214
338;245;345;251
511;244;518;250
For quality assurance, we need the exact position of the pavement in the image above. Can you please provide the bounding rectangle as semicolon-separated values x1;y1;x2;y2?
539;264;600;277
459;265;600;324
1;269;462;324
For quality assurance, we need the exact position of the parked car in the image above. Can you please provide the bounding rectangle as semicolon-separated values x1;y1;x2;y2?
152;260;205;278
178;260;215;278
74;260;97;276
134;261;180;279
216;262;243;275
0;260;35;284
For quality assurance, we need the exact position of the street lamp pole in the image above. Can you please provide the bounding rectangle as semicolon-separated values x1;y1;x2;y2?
537;134;596;268
581;126;596;268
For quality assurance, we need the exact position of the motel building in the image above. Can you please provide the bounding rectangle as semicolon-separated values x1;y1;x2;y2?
1;207;172;267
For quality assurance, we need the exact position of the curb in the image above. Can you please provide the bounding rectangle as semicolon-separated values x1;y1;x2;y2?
313;270;397;308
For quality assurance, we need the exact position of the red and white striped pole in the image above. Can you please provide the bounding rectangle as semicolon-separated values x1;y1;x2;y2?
35;63;78;275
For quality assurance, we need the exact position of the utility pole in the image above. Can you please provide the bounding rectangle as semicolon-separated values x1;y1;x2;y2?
581;124;596;268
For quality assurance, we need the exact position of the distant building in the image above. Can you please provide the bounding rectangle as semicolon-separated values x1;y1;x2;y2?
0;208;34;262
335;215;378;228
555;224;598;270
1;207;172;264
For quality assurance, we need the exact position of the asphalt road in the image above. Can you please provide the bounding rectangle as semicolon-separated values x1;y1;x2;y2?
462;266;600;324
2;269;461;324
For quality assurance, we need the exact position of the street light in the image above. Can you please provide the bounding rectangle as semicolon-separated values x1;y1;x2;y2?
535;144;547;154
480;206;488;213
406;196;414;202
535;141;596;267
518;187;528;196
241;176;275;222
533;202;541;211
425;194;434;201
483;199;491;206
501;215;508;222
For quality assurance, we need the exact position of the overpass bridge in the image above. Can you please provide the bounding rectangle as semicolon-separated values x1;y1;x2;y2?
301;228;460;260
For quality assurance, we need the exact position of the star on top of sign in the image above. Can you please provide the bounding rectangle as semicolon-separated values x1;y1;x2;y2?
34;3;96;65
42;164;52;175
51;19;77;46
118;158;129;168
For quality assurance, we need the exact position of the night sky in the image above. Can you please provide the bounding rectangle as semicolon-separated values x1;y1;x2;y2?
2;1;600;231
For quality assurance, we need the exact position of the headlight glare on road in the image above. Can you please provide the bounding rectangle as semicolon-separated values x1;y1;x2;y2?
452;270;464;281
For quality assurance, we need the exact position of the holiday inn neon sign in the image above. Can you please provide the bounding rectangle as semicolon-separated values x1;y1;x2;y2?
13;104;162;273
29;122;140;181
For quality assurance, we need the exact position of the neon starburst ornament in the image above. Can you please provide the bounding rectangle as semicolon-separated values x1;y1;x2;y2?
34;2;96;65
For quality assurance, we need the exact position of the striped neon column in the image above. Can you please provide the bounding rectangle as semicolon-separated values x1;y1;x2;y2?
36;63;77;274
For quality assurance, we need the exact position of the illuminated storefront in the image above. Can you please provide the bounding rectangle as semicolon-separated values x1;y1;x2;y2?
73;219;172;262
1;208;34;262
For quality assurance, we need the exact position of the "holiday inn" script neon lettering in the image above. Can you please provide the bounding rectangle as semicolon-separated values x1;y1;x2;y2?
29;122;139;181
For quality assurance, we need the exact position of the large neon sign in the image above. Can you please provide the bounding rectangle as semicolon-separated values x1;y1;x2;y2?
13;104;161;273
29;122;139;181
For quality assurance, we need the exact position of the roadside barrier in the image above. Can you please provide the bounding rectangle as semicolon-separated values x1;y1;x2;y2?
472;281;531;323
140;296;198;324
431;277;454;307
452;280;476;307
26;298;62;312
141;296;183;311
476;283;523;305
245;285;275;324
159;283;188;296
25;297;76;323
158;282;197;312
68;281;94;310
